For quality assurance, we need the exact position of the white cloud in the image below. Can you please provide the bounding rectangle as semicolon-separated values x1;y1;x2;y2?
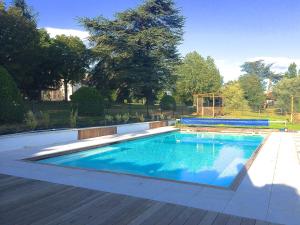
216;56;300;82
215;59;242;82
247;56;300;74
45;27;89;41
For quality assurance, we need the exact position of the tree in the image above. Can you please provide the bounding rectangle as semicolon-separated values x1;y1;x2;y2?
12;0;36;21
241;60;282;91
222;81;249;113
273;77;300;112
0;66;25;123
53;35;89;101
24;29;62;99
70;87;104;116
0;1;40;97
239;74;265;111
175;52;222;105
160;94;176;111
285;62;298;78
81;0;184;115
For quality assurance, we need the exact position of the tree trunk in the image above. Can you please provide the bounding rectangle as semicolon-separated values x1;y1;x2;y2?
64;80;68;102
146;99;149;118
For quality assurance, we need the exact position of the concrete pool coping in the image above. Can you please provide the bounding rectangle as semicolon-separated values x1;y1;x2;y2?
1;127;300;224
23;128;270;191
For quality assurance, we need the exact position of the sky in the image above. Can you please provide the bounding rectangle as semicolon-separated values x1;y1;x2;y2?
23;0;300;81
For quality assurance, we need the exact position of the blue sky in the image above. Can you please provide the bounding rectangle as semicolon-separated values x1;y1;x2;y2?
24;0;300;81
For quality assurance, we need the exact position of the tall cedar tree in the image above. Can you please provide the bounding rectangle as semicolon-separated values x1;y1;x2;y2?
81;0;184;115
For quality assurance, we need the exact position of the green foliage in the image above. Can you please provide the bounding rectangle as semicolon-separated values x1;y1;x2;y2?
0;66;25;123
222;81;250;113
104;115;114;125
69;109;78;128
0;3;40;98
122;113;130;123
273;77;300;112
176;52;222;104
53;35;89;101
70;87;104;116
160;94;176;111
81;0;184;104
115;114;122;123
285;62;298;78
135;112;145;122
239;74;265;110
39;111;50;128
25;110;37;130
241;60;282;91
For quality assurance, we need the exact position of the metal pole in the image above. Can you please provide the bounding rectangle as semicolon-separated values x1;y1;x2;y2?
212;93;215;118
291;95;294;123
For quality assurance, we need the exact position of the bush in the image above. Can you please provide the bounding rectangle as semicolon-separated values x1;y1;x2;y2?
115;114;122;124
160;94;176;111
25;111;37;130
104;115;114;125
70;110;78;128
70;87;104;116
122;113;130;123
39;111;50;128
135;112;145;122
0;66;25;123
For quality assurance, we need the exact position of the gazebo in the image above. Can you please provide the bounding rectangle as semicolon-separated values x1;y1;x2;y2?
193;93;223;117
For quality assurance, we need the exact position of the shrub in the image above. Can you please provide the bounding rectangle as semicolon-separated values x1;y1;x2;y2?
135;112;145;122
25;111;37;130
0;66;25;123
159;114;165;120
39;111;50;128
160;94;176;111
115;114;122;124
122;113;130;123
70;87;104;116
70;110;78;128
104;115;114;125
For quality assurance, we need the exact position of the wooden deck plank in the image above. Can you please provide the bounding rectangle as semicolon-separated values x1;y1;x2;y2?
154;204;186;225
127;202;165;225
140;203;180;225
44;193;127;225
198;211;219;225
226;216;242;225
114;199;155;225
241;218;256;225
184;208;207;225
0;174;279;225
168;207;196;225
213;213;231;225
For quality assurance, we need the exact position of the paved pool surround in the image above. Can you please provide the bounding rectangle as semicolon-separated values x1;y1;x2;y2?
0;127;300;224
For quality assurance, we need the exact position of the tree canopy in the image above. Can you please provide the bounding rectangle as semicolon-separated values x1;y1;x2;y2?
81;0;184;109
175;51;222;105
239;74;265;110
222;81;249;112
273;77;300;112
52;35;89;101
285;62;298;78
241;60;282;91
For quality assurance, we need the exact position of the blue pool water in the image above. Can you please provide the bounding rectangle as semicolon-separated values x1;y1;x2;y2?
39;131;264;187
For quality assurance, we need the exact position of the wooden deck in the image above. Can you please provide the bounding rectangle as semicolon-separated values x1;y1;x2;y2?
0;174;279;225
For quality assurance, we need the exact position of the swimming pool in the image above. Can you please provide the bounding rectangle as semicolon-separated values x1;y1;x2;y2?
38;131;265;188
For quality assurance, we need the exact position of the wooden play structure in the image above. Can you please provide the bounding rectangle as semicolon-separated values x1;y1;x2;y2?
193;93;223;117
291;95;300;123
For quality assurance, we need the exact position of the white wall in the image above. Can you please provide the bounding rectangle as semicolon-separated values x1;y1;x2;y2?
0;129;78;152
117;122;150;135
0;121;171;152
